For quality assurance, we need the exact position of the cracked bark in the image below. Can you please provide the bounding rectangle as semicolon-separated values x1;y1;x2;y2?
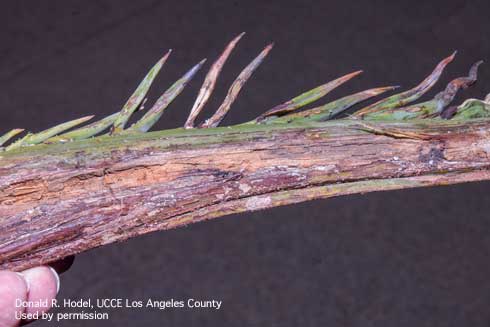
1;118;490;271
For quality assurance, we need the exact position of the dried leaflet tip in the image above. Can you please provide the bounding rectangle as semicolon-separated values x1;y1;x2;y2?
354;51;456;117
201;43;274;128
432;60;483;110
360;61;483;121
185;32;245;129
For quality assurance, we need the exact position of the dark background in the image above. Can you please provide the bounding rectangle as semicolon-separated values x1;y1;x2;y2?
2;0;490;326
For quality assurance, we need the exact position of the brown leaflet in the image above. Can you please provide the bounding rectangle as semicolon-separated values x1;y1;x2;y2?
185;33;245;129
200;43;274;128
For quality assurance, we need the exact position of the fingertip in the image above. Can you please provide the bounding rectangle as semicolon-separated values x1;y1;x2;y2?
0;271;28;326
21;266;59;316
48;267;60;294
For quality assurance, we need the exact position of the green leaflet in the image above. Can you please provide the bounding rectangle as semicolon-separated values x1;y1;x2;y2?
273;86;397;123
0;129;24;147
127;59;206;133
452;98;490;120
6;116;93;151
112;50;172;133
257;70;362;121
46;112;119;142
361;104;436;121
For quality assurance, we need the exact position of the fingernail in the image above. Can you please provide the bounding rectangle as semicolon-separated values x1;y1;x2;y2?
48;267;60;294
16;272;30;293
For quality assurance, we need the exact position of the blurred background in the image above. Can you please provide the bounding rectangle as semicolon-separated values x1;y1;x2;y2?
1;0;490;325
